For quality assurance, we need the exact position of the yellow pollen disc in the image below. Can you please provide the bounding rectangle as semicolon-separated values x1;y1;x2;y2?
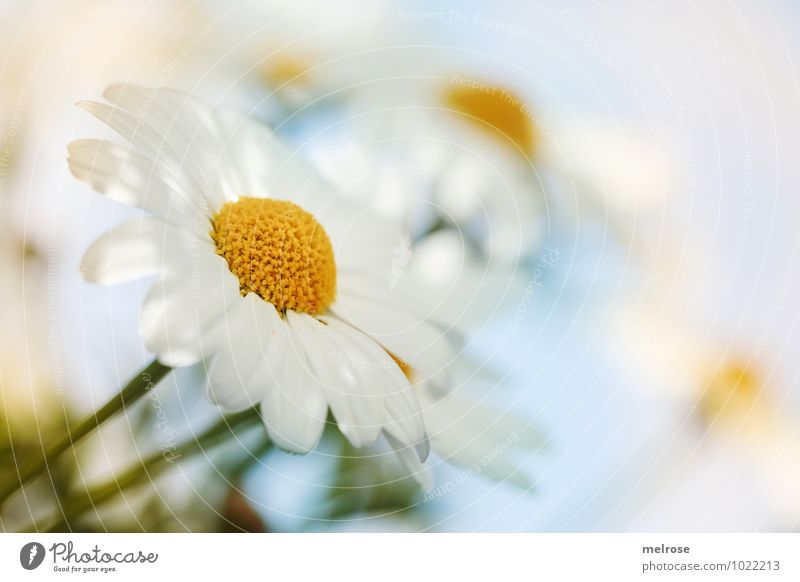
211;197;336;315
262;53;312;87
444;78;537;158
699;361;763;425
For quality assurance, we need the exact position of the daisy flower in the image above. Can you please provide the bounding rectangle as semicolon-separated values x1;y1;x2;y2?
606;299;800;526
210;0;408;114
67;84;457;463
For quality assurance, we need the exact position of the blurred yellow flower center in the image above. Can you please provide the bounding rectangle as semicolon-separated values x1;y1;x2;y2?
444;78;537;158
211;197;336;315
263;53;311;87
699;362;762;424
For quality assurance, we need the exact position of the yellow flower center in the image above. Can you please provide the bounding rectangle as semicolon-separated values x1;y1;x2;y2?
262;53;312;87
699;362;763;425
444;78;537;158
211;197;336;315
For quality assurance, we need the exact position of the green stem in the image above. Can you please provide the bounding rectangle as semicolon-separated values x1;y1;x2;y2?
0;360;171;506
44;407;261;532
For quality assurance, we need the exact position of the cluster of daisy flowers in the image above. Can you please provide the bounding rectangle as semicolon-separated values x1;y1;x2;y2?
0;83;542;515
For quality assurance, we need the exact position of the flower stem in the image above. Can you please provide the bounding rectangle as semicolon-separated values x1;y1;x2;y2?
0;360;171;506
43;407;262;532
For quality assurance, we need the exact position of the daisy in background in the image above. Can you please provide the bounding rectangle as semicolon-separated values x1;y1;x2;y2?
307;73;547;268
67;84;540;491
316;71;674;254
297;71;677;331
605;301;800;529
206;0;410;116
697;359;800;527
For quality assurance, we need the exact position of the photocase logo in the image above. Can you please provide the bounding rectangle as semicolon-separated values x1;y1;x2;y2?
19;542;46;570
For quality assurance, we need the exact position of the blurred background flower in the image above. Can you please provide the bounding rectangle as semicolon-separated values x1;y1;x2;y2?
1;0;799;532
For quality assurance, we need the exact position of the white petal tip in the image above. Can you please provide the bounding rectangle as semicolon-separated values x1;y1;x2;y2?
265;429;316;455
102;84;124;100
415;435;430;462
337;424;366;449
507;473;536;491
261;401;326;454
146;348;201;369
78;254;113;285
74;99;96;111
414;468;435;493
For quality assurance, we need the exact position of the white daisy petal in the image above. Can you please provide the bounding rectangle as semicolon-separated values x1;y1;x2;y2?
156;88;287;205
321;205;403;276
102;84;234;204
438;435;533;489
286;311;384;447
68;139;204;229
260;318;327;453
76;100;181;170
91;85;367;218
420;387;546;451
321;315;428;459
102;84;201;160
385;431;434;492
81;216;198;285
420;388;537;489
206;294;277;412
331;289;456;389
139;252;240;367
259;388;327;454
212;107;312;197
106;85;343;212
